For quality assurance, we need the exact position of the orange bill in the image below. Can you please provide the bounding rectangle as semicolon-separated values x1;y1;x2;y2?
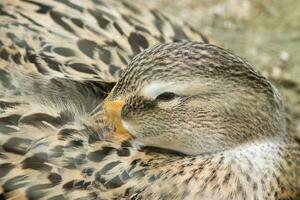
103;97;132;141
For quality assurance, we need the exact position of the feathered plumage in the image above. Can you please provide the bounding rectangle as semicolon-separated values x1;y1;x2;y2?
0;1;299;200
0;0;208;199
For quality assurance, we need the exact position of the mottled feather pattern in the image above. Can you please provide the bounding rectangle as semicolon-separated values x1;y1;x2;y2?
0;0;209;199
0;0;299;200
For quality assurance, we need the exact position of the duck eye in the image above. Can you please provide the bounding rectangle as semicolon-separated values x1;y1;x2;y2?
155;92;177;101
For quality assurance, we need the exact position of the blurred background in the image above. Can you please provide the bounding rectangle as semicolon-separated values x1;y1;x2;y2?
139;0;300;130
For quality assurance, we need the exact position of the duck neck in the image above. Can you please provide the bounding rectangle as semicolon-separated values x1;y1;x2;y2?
188;135;298;199
137;135;299;199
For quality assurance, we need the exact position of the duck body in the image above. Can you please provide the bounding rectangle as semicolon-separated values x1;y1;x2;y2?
0;0;299;200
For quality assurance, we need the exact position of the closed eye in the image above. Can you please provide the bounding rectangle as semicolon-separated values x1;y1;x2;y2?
155;92;177;101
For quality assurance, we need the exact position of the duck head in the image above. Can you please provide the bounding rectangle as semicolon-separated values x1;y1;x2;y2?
103;42;285;155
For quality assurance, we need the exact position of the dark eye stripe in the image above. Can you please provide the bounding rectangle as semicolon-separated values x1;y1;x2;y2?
155;92;176;101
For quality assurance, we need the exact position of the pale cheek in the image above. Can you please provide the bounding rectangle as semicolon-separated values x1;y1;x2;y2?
186;99;201;107
157;99;181;109
121;120;139;136
121;120;130;131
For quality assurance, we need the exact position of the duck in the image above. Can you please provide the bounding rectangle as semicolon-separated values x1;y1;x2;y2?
100;42;300;199
0;0;299;200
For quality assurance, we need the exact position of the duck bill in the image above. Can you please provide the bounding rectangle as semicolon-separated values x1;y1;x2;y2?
103;97;132;141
